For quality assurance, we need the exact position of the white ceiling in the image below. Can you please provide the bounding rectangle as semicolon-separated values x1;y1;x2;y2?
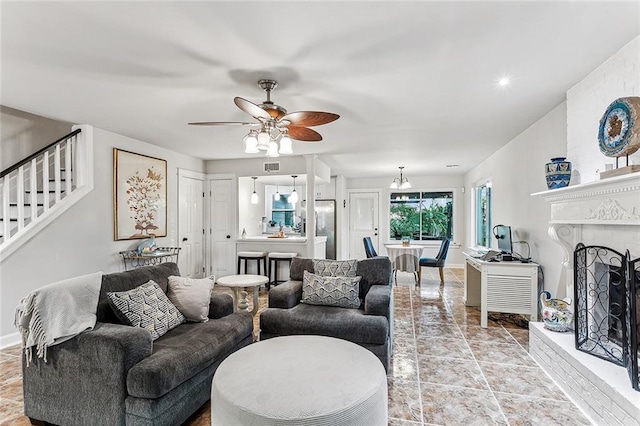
1;1;638;179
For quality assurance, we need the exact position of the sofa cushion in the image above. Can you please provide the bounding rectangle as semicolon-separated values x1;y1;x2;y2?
301;271;361;309
127;311;253;399
98;263;180;324
107;280;185;340
260;303;389;345
167;275;214;322
312;259;357;277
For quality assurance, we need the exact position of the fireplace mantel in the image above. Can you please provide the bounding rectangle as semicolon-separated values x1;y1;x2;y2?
532;172;640;298
532;171;640;225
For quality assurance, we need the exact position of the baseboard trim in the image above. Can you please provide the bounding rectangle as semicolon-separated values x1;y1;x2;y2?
1;332;21;349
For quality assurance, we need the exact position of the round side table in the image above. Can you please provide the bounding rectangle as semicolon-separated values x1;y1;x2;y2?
216;274;268;316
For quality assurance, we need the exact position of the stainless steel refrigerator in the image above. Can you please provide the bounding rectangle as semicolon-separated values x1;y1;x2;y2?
316;199;336;260
301;199;336;259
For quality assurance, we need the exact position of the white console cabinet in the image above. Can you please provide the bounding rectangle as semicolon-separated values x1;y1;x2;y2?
463;253;539;328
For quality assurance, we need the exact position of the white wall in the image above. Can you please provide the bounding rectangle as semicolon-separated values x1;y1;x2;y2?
347;174;466;266
0;127;204;344
567;36;640;184
238;178;266;237
1;106;73;170
464;103;568;298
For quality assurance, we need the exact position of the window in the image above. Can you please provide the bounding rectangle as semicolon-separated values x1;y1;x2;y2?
475;181;492;247
389;191;453;240
272;195;295;227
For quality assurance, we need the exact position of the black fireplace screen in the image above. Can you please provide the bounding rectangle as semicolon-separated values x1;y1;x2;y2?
624;252;639;391
574;244;639;391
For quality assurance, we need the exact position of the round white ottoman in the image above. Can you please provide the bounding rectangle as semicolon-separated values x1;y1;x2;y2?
211;335;387;425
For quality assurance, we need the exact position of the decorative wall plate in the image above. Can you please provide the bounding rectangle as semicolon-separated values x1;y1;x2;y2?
598;97;640;157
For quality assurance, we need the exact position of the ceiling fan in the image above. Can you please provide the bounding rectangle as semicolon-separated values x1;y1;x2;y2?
188;79;340;145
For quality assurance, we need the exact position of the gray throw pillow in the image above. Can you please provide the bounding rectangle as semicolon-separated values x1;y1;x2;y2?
313;259;358;277
167;275;214;322
301;270;361;309
107;280;185;340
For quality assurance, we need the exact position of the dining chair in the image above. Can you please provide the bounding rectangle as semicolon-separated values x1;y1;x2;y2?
418;238;451;285
363;237;378;258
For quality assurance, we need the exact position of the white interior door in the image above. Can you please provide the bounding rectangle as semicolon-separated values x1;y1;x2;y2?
349;192;379;259
178;171;204;277
209;178;235;278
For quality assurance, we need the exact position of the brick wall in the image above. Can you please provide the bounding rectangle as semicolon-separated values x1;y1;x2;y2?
530;323;640;425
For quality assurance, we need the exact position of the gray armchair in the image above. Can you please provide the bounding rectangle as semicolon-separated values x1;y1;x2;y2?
259;257;394;371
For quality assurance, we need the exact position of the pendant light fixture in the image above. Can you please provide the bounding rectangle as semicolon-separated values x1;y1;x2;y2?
274;185;281;200
250;177;259;204
289;175;299;204
390;166;411;189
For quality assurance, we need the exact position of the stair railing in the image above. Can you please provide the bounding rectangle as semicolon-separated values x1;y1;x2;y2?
0;126;93;260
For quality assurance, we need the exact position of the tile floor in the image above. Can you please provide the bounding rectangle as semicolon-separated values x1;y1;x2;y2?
0;268;592;425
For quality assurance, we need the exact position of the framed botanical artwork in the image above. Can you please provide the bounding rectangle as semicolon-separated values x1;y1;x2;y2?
113;148;167;240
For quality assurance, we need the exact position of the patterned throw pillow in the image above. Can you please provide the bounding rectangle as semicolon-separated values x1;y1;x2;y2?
313;259;358;277
107;280;185;340
167;275;214;322
301;270;361;309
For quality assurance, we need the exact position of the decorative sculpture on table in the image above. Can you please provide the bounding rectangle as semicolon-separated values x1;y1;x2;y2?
598;96;640;178
539;291;573;332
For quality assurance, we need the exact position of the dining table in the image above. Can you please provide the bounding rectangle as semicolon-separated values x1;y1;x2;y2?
384;244;424;285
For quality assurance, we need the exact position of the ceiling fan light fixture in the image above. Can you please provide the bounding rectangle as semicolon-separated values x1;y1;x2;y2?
267;141;279;157
244;131;259;153
257;129;270;150
279;134;293;154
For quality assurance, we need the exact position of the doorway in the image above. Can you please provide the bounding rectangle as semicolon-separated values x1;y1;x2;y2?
178;170;205;278
348;191;380;259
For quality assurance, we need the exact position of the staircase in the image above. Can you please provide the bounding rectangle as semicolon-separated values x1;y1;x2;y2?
0;126;94;260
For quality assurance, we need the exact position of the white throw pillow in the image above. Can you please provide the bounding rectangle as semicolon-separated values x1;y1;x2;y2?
167;275;215;322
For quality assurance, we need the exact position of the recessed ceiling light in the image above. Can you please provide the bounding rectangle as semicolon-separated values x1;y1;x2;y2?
498;77;510;87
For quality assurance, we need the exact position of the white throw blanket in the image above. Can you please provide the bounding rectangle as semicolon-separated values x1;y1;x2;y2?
14;271;103;366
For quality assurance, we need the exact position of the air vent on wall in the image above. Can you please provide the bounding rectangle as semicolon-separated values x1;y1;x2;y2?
263;162;280;173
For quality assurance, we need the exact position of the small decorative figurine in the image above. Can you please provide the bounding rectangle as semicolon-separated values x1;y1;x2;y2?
136;236;156;254
539;291;573;332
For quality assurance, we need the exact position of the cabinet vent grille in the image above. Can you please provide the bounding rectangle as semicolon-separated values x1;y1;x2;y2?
263;162;280;173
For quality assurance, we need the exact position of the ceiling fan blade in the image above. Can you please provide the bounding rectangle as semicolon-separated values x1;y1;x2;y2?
188;121;257;126
280;111;340;127
286;126;323;142
234;97;271;120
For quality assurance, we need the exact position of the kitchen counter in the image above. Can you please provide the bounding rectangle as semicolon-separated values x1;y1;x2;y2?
236;235;310;243
236;236;327;279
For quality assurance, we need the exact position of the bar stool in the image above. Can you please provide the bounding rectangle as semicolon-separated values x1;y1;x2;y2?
267;252;298;290
237;251;268;276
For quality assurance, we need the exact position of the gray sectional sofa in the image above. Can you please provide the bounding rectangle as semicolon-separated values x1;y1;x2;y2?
22;263;254;426
259;256;394;371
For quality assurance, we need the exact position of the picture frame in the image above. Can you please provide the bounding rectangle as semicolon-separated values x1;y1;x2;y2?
113;148;167;240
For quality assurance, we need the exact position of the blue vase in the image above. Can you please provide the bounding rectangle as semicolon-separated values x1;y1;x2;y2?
545;157;571;189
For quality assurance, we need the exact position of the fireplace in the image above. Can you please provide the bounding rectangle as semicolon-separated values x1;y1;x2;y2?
574;244;639;390
532;172;640;423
